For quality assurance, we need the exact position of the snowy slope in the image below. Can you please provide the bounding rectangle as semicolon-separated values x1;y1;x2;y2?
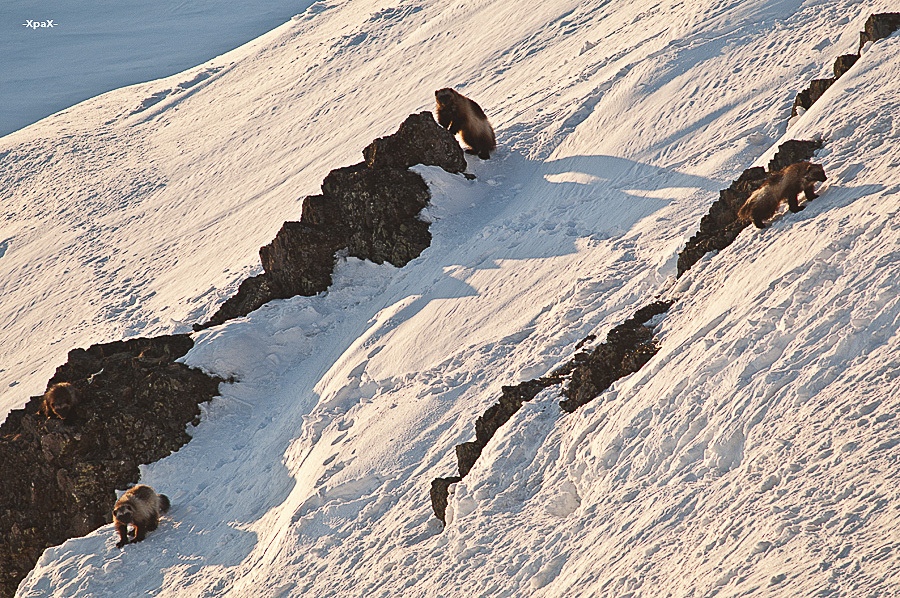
0;0;879;418
7;0;900;596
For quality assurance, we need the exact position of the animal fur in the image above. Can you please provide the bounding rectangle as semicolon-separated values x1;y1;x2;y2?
435;87;496;159
738;161;827;229
113;485;170;548
40;382;79;420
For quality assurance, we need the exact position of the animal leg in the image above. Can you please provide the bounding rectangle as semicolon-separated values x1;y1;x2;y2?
115;522;130;548
803;183;819;201
133;524;147;543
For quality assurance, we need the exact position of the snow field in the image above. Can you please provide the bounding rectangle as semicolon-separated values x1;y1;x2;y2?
9;0;900;597
0;0;880;417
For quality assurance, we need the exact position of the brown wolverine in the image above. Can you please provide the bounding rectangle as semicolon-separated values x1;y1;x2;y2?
738;161;827;229
113;485;171;548
435;87;496;159
40;382;79;420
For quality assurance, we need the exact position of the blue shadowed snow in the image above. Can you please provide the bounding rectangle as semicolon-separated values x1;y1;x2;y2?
0;0;315;137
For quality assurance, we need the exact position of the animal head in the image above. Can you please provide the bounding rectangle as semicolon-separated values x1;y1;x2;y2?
44;383;78;419
434;88;457;105
805;162;827;182
114;502;135;524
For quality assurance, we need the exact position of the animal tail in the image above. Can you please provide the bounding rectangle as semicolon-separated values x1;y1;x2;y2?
158;494;171;513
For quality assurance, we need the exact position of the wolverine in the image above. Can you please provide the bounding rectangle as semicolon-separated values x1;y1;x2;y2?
113;485;171;548
40;382;79;420
435;87;496;159
738;161;827;229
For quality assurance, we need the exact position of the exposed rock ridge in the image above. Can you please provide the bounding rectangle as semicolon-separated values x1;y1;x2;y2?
0;335;222;598
791;13;900;117
430;300;672;523
560;300;674;413
197;111;465;330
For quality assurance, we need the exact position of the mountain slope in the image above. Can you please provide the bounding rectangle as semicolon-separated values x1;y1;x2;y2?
0;0;877;417
6;0;900;596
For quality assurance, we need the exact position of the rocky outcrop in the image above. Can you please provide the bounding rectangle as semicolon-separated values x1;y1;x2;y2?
456;378;564;478
792;13;900;118
832;54;859;79
363;111;467;173
0;335;222;598
430;300;673;522
431;373;568;523
197;111;464;330
859;13;900;49
431;135;827;523
0;111;466;593
766;139;823;173
675;168;764;277
430;477;462;524
791;78;835;118
676;139;822;277
561;300;673;413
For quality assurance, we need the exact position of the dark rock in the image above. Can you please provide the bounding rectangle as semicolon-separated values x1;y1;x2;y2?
461;378;563;478
195;274;280;331
767;139;823;173
363;112;466;173
430;299;676;523
0;335;222;598
561;300;673;412
261;221;348;297
431;369;571;523
789;14;900;121
322;164;432;266
455;442;483;479
859;13;900;50
791;78;835;117
833;54;859;79
430;476;461;523
676;169;764;277
198;113;463;330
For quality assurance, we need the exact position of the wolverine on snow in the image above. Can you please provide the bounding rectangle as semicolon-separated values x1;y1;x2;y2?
435;87;496;159
113;485;170;548
40;382;79;420
738;161;827;229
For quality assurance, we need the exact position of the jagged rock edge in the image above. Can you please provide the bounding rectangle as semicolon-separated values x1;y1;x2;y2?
196;111;465;330
790;13;900;118
0;335;223;598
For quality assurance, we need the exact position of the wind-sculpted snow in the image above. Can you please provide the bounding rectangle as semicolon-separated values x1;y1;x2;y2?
8;0;900;597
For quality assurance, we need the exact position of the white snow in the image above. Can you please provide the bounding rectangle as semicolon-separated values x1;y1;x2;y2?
4;0;900;596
